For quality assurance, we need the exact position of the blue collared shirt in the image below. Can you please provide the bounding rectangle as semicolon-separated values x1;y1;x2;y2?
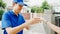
2;10;25;34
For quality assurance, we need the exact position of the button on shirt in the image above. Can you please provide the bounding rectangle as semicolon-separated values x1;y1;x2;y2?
2;10;25;34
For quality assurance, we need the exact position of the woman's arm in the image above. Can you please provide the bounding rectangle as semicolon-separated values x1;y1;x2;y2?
44;21;60;34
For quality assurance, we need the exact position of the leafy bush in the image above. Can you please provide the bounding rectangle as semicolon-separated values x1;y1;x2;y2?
31;6;37;13
31;6;44;13
31;0;51;13
41;0;51;9
0;9;4;20
36;7;44;13
0;0;6;20
0;0;6;9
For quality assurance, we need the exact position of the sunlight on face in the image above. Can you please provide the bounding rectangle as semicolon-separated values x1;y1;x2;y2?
13;4;23;13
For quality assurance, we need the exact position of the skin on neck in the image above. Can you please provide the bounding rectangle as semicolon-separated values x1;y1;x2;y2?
13;9;19;16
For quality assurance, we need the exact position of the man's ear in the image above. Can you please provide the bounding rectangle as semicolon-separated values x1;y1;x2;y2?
12;2;17;7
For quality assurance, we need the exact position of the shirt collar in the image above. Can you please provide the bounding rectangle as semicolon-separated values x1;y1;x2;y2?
10;10;19;17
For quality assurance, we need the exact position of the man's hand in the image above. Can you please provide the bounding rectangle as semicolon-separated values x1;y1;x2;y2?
24;25;30;30
29;18;43;25
24;18;43;30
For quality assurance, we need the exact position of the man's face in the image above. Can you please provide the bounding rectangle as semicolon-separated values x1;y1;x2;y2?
13;4;23;13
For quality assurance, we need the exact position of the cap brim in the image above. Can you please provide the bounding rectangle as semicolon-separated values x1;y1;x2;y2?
13;0;17;2
17;2;27;6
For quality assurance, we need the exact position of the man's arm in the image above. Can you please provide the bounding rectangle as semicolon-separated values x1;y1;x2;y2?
44;21;60;34
6;22;27;34
24;25;30;30
6;18;41;34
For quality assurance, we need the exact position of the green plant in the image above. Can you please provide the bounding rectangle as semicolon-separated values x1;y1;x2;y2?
31;8;35;13
31;0;51;13
0;0;6;9
36;0;51;13
0;0;6;20
31;6;37;13
41;0;51;9
36;7;44;13
0;9;4;20
31;6;44;13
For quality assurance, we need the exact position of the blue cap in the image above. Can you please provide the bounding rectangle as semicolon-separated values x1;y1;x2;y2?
13;0;17;3
13;0;27;6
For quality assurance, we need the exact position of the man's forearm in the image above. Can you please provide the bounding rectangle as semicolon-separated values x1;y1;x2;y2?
6;22;29;34
6;18;41;34
46;22;60;34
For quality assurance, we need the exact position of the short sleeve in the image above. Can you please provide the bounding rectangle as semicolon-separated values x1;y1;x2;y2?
20;14;25;24
21;15;25;23
2;13;12;30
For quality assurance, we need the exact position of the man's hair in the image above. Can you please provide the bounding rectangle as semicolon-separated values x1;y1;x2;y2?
13;2;17;4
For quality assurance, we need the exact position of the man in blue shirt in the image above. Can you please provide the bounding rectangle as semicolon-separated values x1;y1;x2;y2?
2;0;41;34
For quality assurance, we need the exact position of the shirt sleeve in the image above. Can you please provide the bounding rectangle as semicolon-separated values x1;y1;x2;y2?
21;15;25;23
20;14;25;24
2;13;12;30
